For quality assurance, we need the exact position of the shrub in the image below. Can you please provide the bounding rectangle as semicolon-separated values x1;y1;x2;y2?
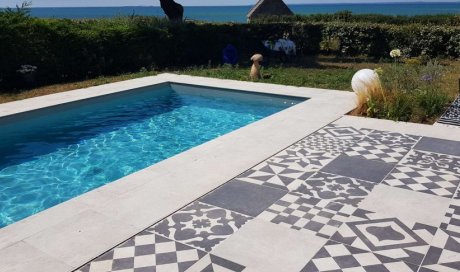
356;59;452;123
1;9;459;90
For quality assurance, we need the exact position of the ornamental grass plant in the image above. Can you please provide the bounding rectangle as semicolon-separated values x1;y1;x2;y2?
354;57;452;123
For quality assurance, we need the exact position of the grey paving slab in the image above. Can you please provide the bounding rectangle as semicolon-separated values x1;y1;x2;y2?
320;154;395;183
150;201;251;252
359;185;451;227
0;241;71;272
211;218;328;272
414;137;460;157
200;180;287;217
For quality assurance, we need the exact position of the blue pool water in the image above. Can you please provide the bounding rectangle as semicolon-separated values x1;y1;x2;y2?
0;84;303;227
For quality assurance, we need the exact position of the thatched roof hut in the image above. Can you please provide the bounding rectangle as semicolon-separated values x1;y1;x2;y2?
247;0;294;22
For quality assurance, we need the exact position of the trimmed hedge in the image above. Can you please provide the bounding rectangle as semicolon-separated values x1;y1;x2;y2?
1;13;459;90
253;12;460;26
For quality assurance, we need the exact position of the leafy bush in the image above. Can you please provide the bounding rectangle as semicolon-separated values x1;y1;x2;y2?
1;8;459;91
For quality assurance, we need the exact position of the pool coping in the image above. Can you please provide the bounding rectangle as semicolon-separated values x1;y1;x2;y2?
0;73;357;271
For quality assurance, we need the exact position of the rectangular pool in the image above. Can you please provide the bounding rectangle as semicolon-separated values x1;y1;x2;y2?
0;83;304;227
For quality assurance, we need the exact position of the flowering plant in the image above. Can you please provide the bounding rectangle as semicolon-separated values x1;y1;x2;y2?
389;49;402;59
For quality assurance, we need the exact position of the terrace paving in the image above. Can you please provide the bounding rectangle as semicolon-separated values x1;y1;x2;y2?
438;95;460;127
76;122;460;272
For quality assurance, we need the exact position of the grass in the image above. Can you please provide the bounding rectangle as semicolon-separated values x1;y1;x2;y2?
1;56;458;124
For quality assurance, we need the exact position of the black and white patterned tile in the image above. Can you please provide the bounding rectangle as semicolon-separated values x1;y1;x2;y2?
150;202;251;252
258;193;371;239
294;172;375;207
330;212;437;266
437;95;460;126
382;166;460;198
291;124;370;156
186;254;246;272
236;148;336;191
300;240;418;272
420;229;460;272
76;231;206;272
400;150;460;176
234;161;310;191
320;124;372;140
345;131;420;164
440;201;460;235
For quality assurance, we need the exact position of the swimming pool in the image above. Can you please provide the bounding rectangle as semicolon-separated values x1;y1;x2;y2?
0;83;304;228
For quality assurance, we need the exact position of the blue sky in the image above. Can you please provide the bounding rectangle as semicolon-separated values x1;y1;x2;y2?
3;0;459;7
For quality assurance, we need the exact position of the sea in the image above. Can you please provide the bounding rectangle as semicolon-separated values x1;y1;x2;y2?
22;2;460;23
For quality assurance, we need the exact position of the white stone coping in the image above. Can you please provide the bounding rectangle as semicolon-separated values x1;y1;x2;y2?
0;74;356;272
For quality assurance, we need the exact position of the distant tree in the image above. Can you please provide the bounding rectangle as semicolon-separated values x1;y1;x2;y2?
159;0;183;22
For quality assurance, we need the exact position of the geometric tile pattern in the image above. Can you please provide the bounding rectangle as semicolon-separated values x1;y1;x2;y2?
420;229;460;272
150;202;251;252
440;203;460;235
383;166;460;198
331;213;438;266
186;254;246;272
235;147;337;191
294;172;375;207
75;123;460;272
234;160;314;191
258;193;369;238
400;150;460;176
301;240;419;272
345;131;420;164
291;124;370;155
76;231;206;272
438;95;460;126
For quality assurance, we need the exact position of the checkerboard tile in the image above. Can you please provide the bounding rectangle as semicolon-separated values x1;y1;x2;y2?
150;201;251;252
294;172;375;207
76;231;206;272
258;193;371;239
345;139;412;164
400;150;460;176
382;166;460;198
330;212;438;266
345;131;420;164
300;240;418;272
420;229;460;272
440;201;460;235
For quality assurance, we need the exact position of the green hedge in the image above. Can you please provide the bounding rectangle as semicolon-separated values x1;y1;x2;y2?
253;12;460;26
1;13;459;90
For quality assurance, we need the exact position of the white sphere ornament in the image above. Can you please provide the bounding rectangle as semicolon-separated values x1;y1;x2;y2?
351;69;380;96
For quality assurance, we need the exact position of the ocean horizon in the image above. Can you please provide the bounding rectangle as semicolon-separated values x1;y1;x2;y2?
15;2;460;22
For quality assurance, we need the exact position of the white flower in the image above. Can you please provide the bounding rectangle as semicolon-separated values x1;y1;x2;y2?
390;49;402;58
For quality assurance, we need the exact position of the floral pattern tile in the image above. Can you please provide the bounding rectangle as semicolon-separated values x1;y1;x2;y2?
400;150;460;176
150;201;251;252
293;171;375;207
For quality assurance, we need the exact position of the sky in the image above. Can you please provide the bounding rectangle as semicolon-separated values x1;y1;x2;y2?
3;0;459;7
